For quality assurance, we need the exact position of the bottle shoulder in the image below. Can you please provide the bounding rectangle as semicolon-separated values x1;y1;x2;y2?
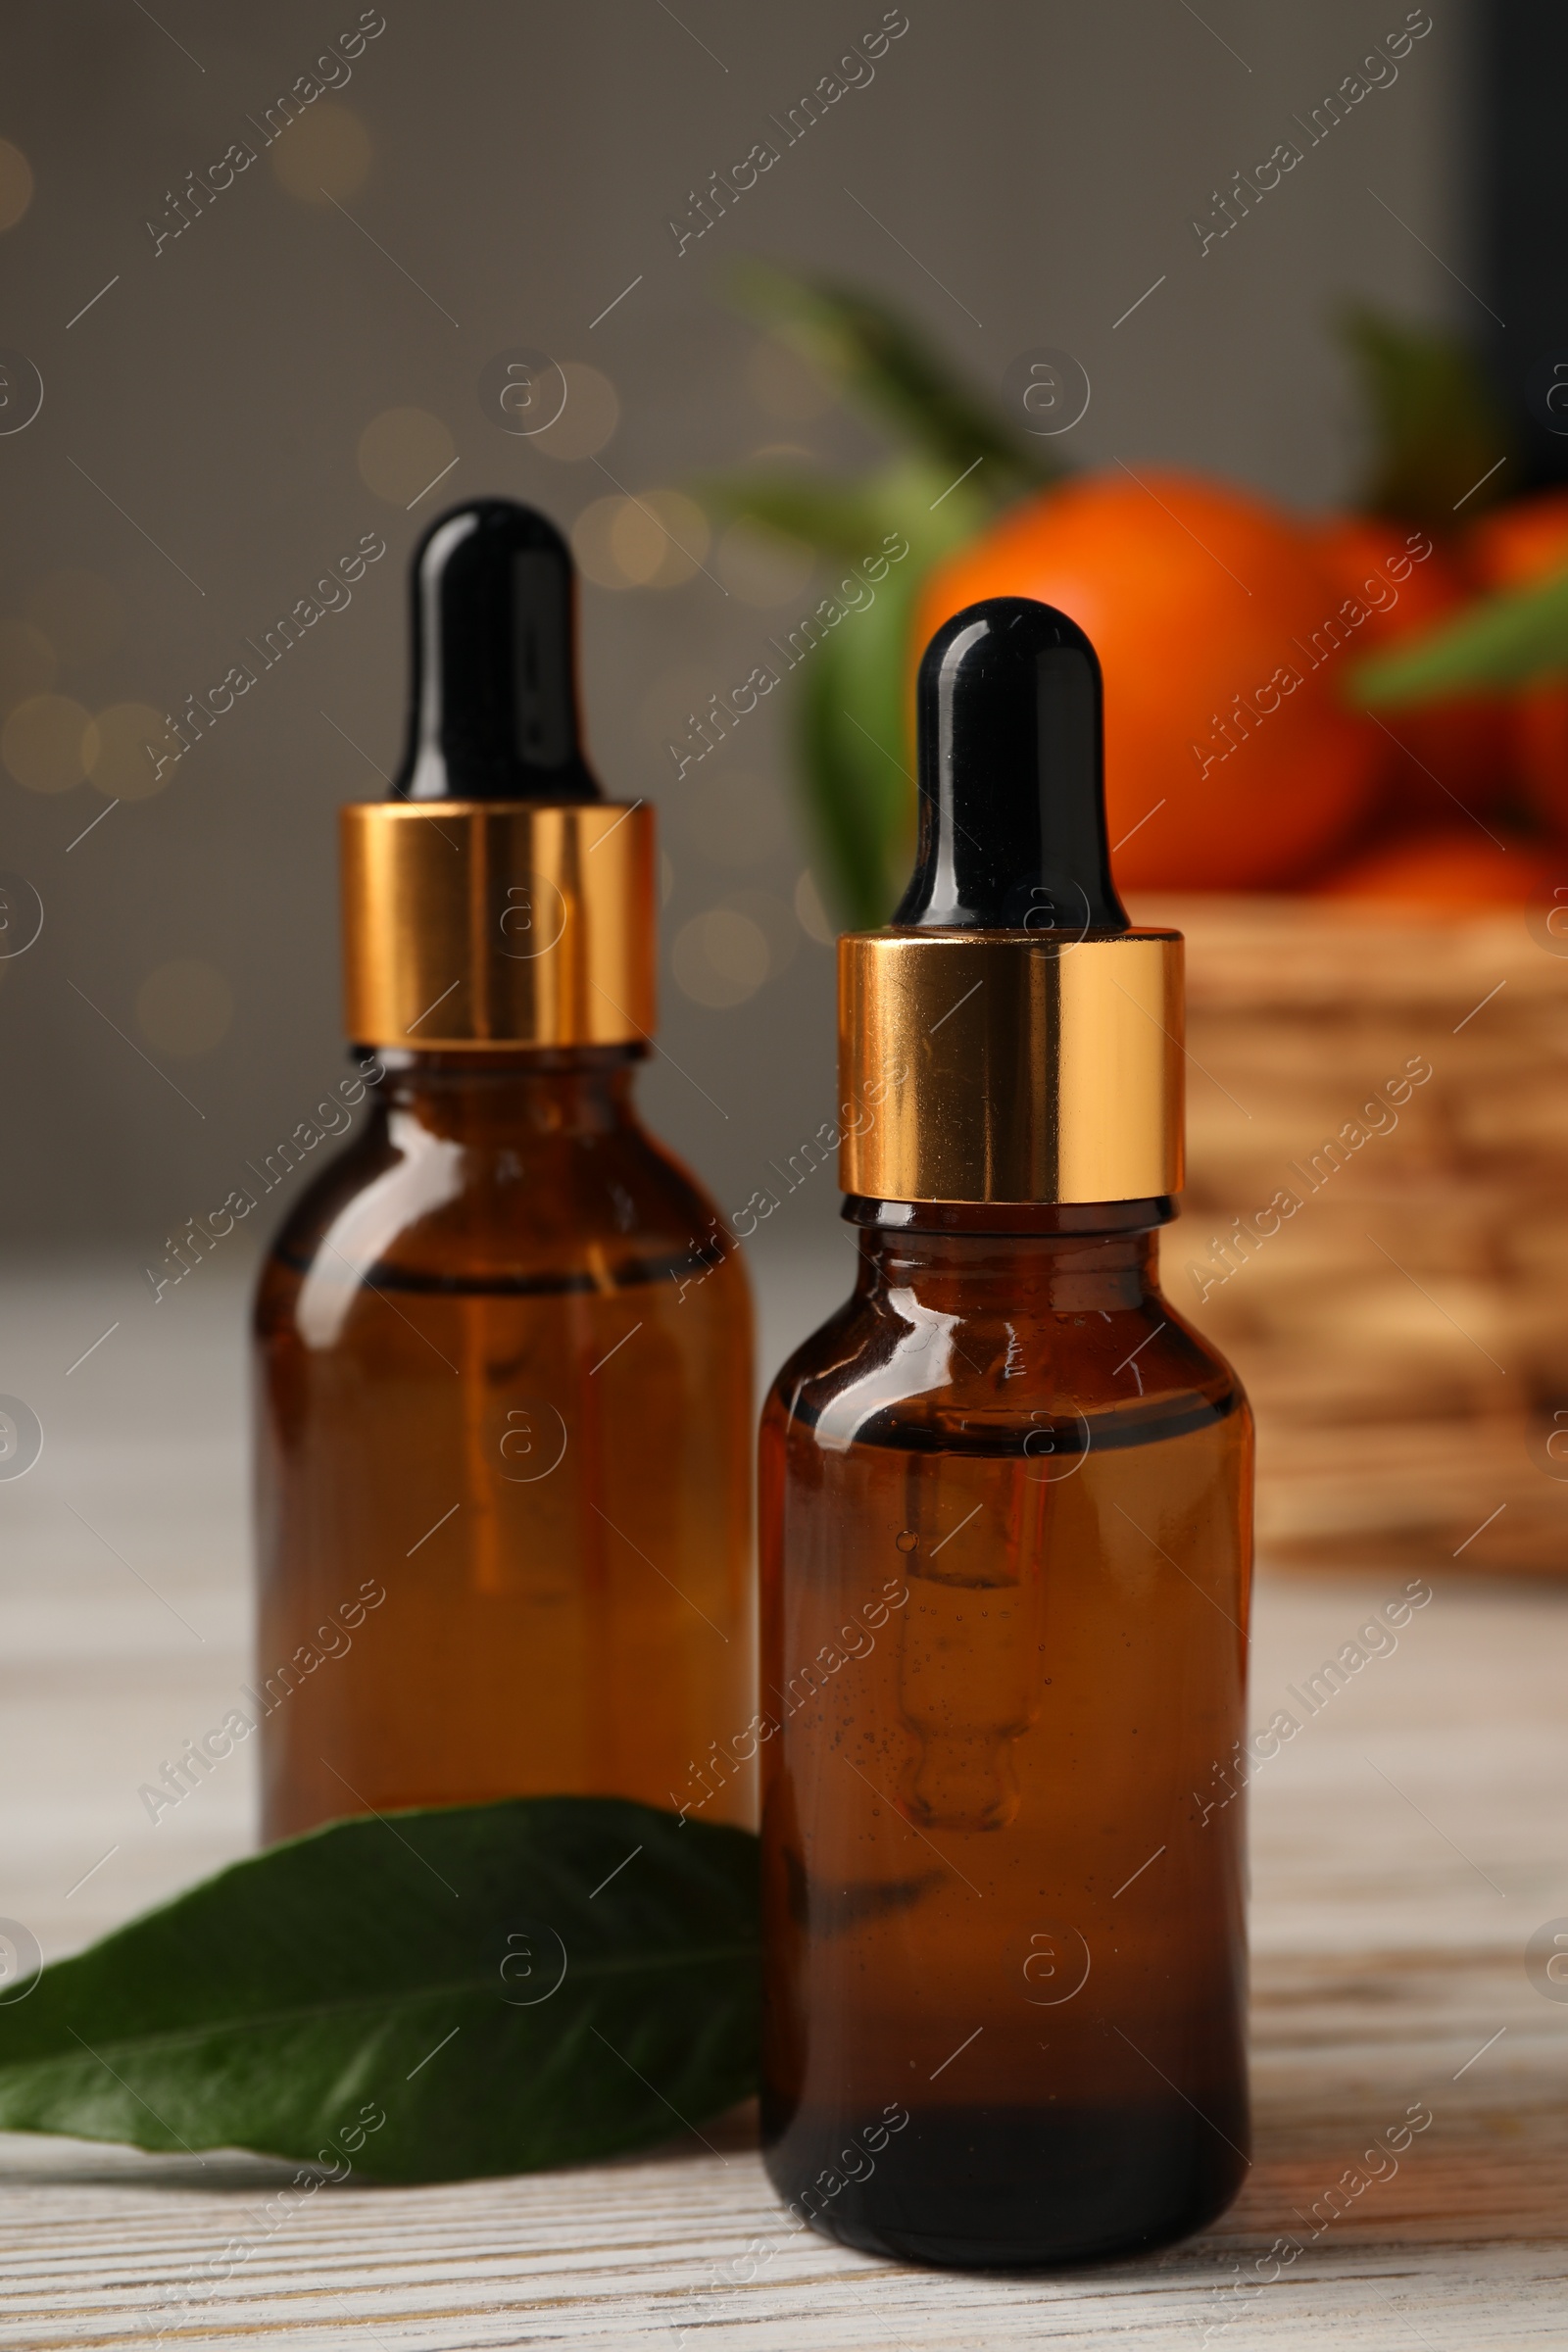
763;1276;1247;1457
254;1100;747;1329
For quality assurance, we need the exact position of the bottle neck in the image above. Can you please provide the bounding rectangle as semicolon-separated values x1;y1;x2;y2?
842;1195;1172;1313
368;1044;646;1144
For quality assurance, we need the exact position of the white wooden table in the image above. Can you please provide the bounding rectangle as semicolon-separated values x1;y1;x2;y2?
2;1253;1566;2348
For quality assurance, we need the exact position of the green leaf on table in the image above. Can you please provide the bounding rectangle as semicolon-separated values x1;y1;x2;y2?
729;258;1060;493
1338;304;1511;532
1354;562;1568;704
0;1796;759;2182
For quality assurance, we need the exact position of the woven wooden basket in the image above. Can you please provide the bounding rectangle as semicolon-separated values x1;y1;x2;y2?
1129;896;1568;1573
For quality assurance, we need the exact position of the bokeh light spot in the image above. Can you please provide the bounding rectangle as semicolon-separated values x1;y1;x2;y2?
136;959;234;1058
0;141;33;233
84;703;172;801
672;908;770;1007
357;408;456;506
530;364;619;462
270;101;372;203
574;491;709;589
2;694;90;794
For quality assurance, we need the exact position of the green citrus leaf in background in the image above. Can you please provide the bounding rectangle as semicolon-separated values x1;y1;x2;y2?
795;558;921;929
792;459;999;927
704;264;1077;922
729;259;1060;493
1354;562;1568;704
0;1797;759;2182
700;280;1532;916
1338;303;1512;533
702;469;899;563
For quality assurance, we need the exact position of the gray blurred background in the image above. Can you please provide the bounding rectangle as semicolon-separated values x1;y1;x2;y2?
0;0;1466;1276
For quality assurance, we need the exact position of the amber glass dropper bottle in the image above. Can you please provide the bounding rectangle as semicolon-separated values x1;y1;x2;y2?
760;598;1252;2266
254;500;754;1840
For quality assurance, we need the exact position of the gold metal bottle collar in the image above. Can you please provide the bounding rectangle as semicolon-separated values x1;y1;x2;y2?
838;927;1184;1204
340;801;656;1050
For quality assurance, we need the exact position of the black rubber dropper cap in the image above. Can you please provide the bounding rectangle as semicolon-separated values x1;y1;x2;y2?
893;597;1129;933
393;499;601;803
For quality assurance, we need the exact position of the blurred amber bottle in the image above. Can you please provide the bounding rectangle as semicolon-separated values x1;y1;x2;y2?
254;502;753;1842
760;600;1252;2266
